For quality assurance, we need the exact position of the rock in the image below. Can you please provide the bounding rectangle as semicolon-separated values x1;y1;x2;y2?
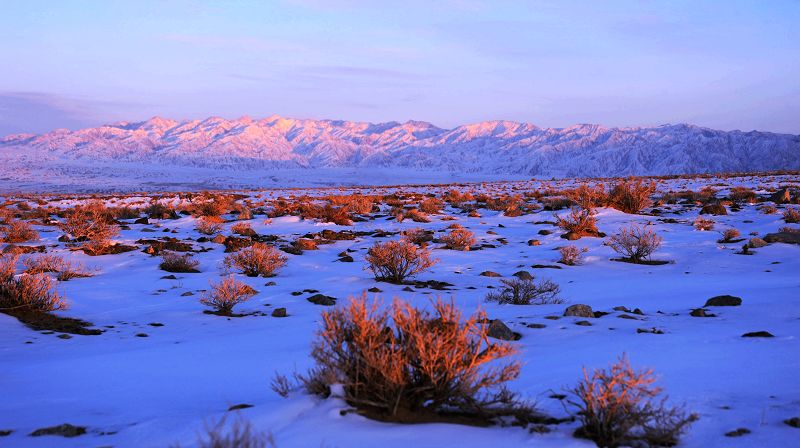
135;333;149;337
307;294;337;306
228;403;254;411
367;287;382;293
181;291;194;296
741;331;774;338
527;323;546;329
211;234;226;244
271;307;287;317
700;203;728;215
160;274;178;280
704;295;742;307
618;314;640;320
512;270;533;281
487;320;521;340
769;188;795;204
724;428;751;437
29;424;87;438
3;244;45;254
280;245;303;255
748;237;768;248
564;304;594;318
637;327;664;334
763;232;800;245
0;429;12;436
295;238;318;250
480;271;502;277
402;286;414;292
527;239;541;246
134;217;149;225
562;231;581;241
538;229;552;236
690;308;715;317
224;236;254;253
337;255;354;262
320;229;356;241
575;320;592;326
784;417;800;428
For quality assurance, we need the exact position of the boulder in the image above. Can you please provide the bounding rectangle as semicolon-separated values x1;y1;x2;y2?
704;295;742;307
307;294;337;306
487;320;520;341
700;203;728;215
763;232;800;245
564;304;594;318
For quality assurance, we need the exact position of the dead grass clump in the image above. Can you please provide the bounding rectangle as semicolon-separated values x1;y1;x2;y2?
608;179;656;214
1;254;67;312
555;207;599;238
441;228;476;250
223;243;287;277
58;201;120;254
195;415;275;448
419;197;444;214
22;254;93;281
570;355;697;448
401;228;433;246
693;217;715;231
559;245;588;265
144;201;178;220
567;184;608;210
783;207;800;224
231;222;256;237
759;204;778;215
112;206;141;220
301;295;527;422
365;240;437;283
718;228;741;243
193;194;235;217
443;190;474;206
728;187;757;204
486;277;562;305
404;208;431;223
1;219;39;243
160;251;200;273
200;276;257;315
542;197;572;211
197;216;225;235
607;224;662;263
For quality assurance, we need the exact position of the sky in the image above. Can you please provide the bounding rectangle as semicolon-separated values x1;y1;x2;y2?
1;0;798;136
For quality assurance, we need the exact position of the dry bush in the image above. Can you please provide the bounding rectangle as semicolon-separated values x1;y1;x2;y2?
784;207;800;223
401;227;432;246
160;251;200;273
607;224;662;263
729;186;756;204
443;189;473;206
1;219;39;243
196;216;225;235
22;254;92;280
200;276;257;314
365;240;437;283
231;222;256;237
759;204;778;214
144;201;178;219
302;204;353;226
223;243;287;277
555;207;599;237
196;415;275;448
301;295;524;421
559;245;588;265
485;277;562;305
718;228;741;243
570;355;697;448
541;196;572;211
441;228;476;250
419;197;444;214
111;206;141;220
693;217;715;231
1;255;67;312
567;184;608;210
608;179;656;214
404;208;431;223
193;194;235;217
59;201;119;254
328;194;377;215
236;207;253;221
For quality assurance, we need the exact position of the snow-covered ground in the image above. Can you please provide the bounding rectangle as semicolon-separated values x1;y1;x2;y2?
1;174;799;447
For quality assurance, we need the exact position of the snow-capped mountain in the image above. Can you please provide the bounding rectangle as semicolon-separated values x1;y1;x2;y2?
2;116;799;183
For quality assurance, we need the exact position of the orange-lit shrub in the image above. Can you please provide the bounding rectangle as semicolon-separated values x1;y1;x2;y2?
784;207;800;224
567;184;608;210
607;224;662;262
223;243;287;277
556;207;599;237
1;219;39;243
365;240;436;283
160;251;200;273
196;216;225;235
200;276;257;314
58;201;119;254
441;228;476;250
693;217;715;231
559;245;588;265
608;180;656;214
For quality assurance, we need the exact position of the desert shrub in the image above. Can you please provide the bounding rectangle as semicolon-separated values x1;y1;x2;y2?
401;227;432;246
718;228;741;243
443;189;473;206
193;194;235;217
693;217;715;231
22;254;92;280
328;194;377;214
144;201;178;219
236;207;253;221
196;216;225;235
729;186;756;204
559;245;588;265
365;240;437;283
404;208;431;223
1;219;39;243
231;222;256;237
608;180;656;214
485;277;562;305
111;206;141;220
607;224;662;263
570;355;697;448
0;255;67;312
223;243;287;277
759;204;778;215
160;251;200;273
441;228;476;250
419;197;444;214
200;276;257;314
783;207;800;224
301;295;524;421
196;415;275;448
567;184;608;210
555;207;599;237
58;201;119;254
541;196;572;211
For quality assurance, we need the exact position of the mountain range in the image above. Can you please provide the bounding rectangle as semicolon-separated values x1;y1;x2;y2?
2;115;799;183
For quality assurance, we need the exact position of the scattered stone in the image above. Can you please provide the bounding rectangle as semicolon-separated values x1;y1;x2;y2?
295;238;318;250
690;308;715;317
181;291;194;296
544;315;560;320
160;274;178;280
337;255;354;262
512;270;533;281
280;246;303;256
224;236;254;252
784;417;800;428
748;237;768;248
575;320;592;326
271;307;287;317
564;304;594;318
402;286;415;292
724;428;751;437
487;320;521;341
211;234;226;244
769;187;795;204
148;322;164;327
307;294;337;306
265;281;276;286
228;403;254;411
367;287;382;293
637;327;664;335
526;323;546;329
0;430;11;436
531;264;562;269
617;314;640;320
741;331;774;338
480;271;502;277
134;217;149;225
135;333;149;337
57;334;72;339
538;229;552;236
528;239;541;246
704;295;742;307
29;424;87;438
763;232;800;245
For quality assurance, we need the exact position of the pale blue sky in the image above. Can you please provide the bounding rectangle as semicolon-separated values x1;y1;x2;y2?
1;0;798;135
